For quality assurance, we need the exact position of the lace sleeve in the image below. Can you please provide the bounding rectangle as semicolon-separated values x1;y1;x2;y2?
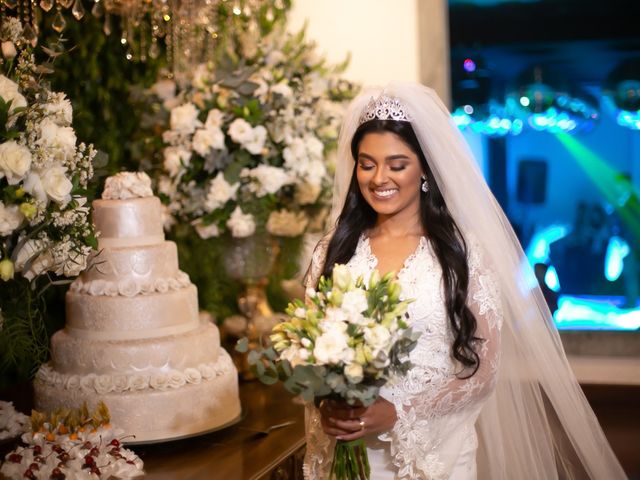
380;239;504;479
302;230;333;290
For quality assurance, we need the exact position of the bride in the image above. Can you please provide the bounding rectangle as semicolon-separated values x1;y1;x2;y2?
302;83;626;479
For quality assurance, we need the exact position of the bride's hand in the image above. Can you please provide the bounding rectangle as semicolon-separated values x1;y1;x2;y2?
318;397;397;440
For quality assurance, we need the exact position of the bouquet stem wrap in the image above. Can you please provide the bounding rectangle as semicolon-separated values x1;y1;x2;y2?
331;438;371;480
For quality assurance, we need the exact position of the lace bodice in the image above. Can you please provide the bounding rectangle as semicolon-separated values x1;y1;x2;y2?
303;234;503;480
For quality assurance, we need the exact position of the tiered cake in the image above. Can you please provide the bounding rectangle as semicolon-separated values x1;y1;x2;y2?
34;173;241;443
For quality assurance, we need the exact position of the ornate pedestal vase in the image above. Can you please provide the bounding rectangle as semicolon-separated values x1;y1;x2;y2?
221;233;283;380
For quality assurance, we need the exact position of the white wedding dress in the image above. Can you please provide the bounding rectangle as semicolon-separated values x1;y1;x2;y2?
303;233;503;480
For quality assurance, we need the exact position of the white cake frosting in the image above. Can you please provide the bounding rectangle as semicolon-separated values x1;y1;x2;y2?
34;175;241;443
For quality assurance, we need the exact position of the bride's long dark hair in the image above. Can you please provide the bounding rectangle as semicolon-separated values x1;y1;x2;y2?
322;119;481;376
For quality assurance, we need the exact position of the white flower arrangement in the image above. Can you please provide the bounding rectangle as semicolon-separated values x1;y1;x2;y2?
0;18;97;283
145;26;358;239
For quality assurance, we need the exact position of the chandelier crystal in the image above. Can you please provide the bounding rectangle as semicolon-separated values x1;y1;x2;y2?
1;0;282;79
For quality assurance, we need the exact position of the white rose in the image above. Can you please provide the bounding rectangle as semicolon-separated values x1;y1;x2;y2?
364;325;392;353
344;363;364;384
204;109;224;129
0;201;23;236
0;141;31;185
193;220;220;239
118;278;139;297
127;375;148;391
227;118;253;144
36;118;76;161
192;127;225;156
13;238;53;281
294;182;322;205
79;374;97;393
94;375;115;395
242;164;292;197
204;172;238;212
168;370;186;388
170;102;201;134
226;206;255;238
266;210;308;237
0;75;26;112
1;41;17;59
64;375;80;390
113;375;129;392
184;368;202;384
313;329;353;365
149;371;170;390
199;364;215;380
271;82;293;99
163;146;191;177
41;165;73;205
151;79;176;101
88;279;107;296
341;289;369;316
244;125;267;155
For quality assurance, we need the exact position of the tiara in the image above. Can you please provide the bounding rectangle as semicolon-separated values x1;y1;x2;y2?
358;94;412;124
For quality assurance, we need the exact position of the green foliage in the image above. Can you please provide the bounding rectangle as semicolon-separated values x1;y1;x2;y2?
36;13;165;179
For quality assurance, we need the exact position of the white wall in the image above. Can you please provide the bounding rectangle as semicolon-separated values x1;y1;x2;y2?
287;0;421;86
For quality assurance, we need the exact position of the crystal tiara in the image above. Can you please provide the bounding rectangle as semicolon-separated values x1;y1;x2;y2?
358;94;412;124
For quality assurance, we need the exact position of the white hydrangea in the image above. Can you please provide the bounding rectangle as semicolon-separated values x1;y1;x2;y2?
226;206;255;238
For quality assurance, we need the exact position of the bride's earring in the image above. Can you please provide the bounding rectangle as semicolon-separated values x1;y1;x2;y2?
421;176;429;193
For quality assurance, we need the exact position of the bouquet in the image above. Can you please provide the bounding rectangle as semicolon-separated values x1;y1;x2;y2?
0;17;97;381
238;264;419;479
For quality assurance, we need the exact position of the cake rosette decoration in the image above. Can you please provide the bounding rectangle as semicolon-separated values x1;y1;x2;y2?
237;265;420;480
0;402;144;479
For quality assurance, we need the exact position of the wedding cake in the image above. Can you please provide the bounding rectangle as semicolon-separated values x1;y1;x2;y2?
34;172;241;443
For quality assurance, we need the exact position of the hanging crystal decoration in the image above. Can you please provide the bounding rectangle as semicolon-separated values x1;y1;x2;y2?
72;0;85;20
1;0;276;79
39;0;53;13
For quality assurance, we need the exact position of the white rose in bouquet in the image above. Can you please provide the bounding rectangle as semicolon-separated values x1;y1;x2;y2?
314;328;354;365
41;165;73;205
344;363;364;384
0;202;23;236
170;102;201;134
204;172;238;212
0;74;26;112
226;206;255;238
0;140;31;185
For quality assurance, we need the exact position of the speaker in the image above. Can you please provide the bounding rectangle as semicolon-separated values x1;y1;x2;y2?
517;159;547;204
